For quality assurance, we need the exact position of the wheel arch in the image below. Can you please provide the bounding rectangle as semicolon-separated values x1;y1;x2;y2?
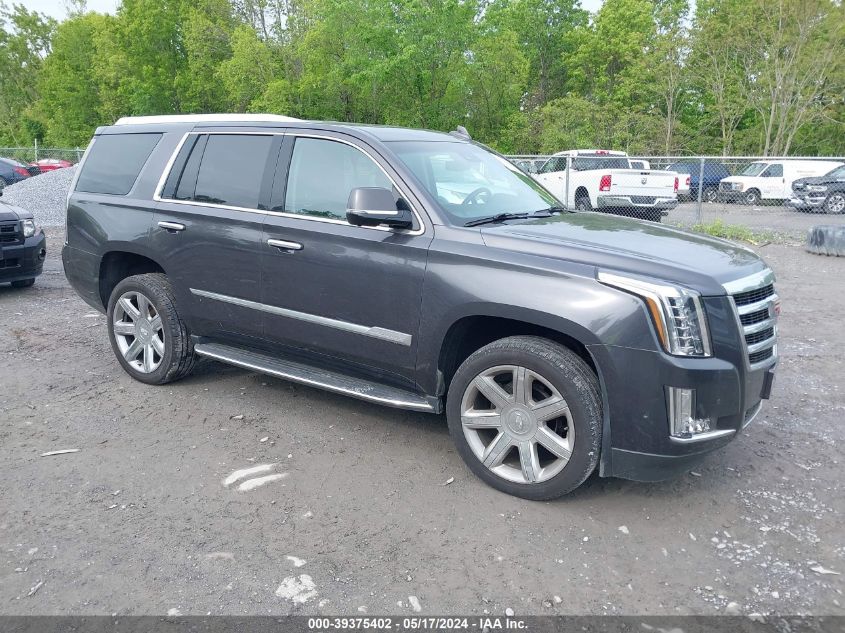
433;308;604;398
98;247;166;309
432;309;614;480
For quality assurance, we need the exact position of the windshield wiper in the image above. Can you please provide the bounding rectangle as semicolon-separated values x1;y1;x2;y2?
529;206;568;217
464;213;529;227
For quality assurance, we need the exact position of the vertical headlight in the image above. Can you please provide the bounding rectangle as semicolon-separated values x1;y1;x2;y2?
598;271;712;357
22;219;37;238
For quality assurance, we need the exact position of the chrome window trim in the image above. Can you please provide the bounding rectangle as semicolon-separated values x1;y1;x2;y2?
153;131;428;237
190;288;413;347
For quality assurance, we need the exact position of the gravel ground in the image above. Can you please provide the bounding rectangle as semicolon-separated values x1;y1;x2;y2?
2;167;76;227
669;200;845;238
0;227;843;617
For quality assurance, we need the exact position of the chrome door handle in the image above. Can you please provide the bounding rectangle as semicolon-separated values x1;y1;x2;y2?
268;238;303;251
158;221;186;232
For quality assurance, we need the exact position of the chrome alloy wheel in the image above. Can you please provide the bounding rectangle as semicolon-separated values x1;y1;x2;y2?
826;192;845;214
460;364;575;484
112;290;165;373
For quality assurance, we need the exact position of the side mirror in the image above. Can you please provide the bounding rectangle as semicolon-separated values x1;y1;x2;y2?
346;187;413;229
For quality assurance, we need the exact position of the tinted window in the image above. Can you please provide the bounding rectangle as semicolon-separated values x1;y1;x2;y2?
284;138;392;220
539;157;567;173
192;134;275;209
572;157;629;171
76;133;162;195
827;165;845;179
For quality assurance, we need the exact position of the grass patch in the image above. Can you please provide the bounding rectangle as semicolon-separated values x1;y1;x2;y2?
691;219;774;245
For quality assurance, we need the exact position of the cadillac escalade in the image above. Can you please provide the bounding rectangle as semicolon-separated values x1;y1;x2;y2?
62;114;778;499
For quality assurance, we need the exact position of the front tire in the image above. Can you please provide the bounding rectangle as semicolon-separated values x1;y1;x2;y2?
107;273;196;385
824;191;845;214
703;186;718;203
743;189;761;205
446;336;602;500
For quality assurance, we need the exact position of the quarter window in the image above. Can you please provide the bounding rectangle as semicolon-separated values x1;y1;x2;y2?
284;137;393;220
76;133;162;195
190;134;275;209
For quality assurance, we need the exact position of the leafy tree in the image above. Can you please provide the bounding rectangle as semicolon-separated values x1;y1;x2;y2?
0;3;55;144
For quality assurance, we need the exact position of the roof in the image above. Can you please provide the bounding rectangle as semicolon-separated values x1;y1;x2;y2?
114;113;302;125
110;113;459;143
551;149;628;157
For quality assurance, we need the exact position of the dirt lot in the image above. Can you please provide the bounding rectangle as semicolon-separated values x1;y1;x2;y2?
1;227;843;617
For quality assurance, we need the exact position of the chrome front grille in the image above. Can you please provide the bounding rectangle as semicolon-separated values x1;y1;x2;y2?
724;270;778;368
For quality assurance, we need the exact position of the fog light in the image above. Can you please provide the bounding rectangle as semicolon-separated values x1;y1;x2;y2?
667;387;712;438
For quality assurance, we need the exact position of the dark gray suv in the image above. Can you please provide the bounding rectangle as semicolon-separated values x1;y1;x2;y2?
62;114;778;499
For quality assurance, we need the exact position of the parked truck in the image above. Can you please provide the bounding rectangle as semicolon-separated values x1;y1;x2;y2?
534;150;679;222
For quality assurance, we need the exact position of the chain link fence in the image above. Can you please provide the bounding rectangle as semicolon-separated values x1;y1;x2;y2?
0;145;84;169
509;154;845;237
3;144;843;237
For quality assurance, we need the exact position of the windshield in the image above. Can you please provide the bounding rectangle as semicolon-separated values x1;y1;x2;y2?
389;141;560;225
825;165;845;179
739;162;767;176
668;163;692;174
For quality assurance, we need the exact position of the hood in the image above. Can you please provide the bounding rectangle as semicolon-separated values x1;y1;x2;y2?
480;213;766;296
792;176;822;190
0;198;29;222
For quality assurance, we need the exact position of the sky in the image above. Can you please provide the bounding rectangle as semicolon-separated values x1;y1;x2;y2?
26;0;606;21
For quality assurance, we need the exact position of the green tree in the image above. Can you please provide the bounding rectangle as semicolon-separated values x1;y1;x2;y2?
35;13;104;145
0;3;55;144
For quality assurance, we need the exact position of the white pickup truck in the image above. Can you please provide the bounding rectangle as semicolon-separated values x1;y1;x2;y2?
533;150;678;222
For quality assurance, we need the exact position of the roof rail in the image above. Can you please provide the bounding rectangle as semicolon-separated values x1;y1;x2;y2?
114;113;302;125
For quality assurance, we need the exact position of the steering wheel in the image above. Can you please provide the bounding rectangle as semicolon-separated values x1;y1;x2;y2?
462;187;492;206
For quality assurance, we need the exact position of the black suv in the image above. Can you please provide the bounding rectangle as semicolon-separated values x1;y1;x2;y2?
0;181;46;288
788;164;845;214
63;115;778;499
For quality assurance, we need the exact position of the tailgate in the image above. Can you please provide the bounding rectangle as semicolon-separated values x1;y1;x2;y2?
609;169;676;197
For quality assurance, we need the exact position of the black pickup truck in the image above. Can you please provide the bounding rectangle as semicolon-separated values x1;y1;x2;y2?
62;115;778;499
0;182;46;288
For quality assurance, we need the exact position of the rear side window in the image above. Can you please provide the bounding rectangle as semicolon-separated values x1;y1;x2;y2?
191;134;275;209
76;133;162;195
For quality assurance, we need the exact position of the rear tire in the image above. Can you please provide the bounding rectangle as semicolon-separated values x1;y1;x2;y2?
446;336;602;500
11;278;35;288
575;194;592;212
107;273;196;385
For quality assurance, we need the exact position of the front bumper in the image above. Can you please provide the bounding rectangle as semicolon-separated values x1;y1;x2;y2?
0;231;46;284
786;195;824;211
587;299;776;482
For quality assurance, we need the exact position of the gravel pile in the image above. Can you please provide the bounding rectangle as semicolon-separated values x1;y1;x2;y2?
1;166;77;227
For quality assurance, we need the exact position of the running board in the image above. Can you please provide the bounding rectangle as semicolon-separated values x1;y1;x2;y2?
194;342;436;413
